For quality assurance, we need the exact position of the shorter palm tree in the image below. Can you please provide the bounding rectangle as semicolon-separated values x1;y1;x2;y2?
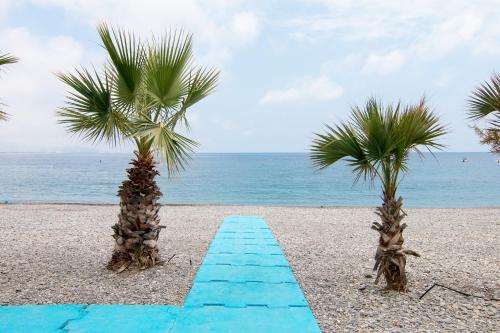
0;53;18;121
467;73;500;153
311;97;447;291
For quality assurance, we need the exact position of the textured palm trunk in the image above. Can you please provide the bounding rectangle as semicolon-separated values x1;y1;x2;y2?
372;192;419;291
107;150;164;272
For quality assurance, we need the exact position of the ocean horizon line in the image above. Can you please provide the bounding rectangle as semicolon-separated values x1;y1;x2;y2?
1;152;498;208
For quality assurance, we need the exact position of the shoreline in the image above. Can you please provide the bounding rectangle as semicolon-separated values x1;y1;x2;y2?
2;202;499;209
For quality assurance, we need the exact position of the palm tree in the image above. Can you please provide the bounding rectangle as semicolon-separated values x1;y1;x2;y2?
0;53;19;121
311;98;447;291
57;24;219;272
467;73;500;153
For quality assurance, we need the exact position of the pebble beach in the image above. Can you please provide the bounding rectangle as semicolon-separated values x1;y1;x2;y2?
0;204;498;332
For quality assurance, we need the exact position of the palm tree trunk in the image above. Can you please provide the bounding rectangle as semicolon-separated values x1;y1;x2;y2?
372;192;419;291
107;150;164;272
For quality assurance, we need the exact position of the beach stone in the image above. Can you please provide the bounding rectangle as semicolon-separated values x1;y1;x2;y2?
0;205;498;333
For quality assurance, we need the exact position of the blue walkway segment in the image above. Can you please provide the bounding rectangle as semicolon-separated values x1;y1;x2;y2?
194;264;296;283
174;216;322;332
172;306;321;333
0;216;321;333
0;304;85;333
63;305;180;333
184;281;308;308
203;253;289;266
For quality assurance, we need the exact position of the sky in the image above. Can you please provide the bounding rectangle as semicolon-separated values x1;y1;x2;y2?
0;0;499;153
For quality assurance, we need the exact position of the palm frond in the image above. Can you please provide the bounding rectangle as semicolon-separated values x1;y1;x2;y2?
0;53;18;67
311;97;447;194
311;123;374;183
98;23;145;109
56;68;130;144
0;109;8;121
352;98;399;161
131;117;198;175
0;52;18;121
467;73;500;123
57;24;219;174
169;67;219;128
183;67;219;108
398;98;447;151
493;113;500;128
144;31;193;111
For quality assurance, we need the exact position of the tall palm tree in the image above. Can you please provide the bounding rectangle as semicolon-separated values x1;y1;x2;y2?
311;98;447;291
57;24;219;272
467;73;500;153
0;53;19;121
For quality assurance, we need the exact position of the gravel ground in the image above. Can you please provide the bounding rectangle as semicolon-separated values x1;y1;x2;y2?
0;204;498;332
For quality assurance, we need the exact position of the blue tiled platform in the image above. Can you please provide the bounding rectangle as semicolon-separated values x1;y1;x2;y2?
172;306;321;333
0;216;321;333
0;304;85;333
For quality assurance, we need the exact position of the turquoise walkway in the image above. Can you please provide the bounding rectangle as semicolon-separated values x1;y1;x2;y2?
0;216;321;333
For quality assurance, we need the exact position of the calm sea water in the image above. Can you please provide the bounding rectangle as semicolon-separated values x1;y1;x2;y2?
0;152;498;207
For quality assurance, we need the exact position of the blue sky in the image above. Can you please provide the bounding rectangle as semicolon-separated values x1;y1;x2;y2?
0;0;498;153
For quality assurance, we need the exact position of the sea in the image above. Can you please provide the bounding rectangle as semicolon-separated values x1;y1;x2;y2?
0;152;498;208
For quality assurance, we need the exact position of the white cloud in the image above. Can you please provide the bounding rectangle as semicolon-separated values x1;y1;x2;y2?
0;28;84;95
291;1;499;76
361;14;484;76
0;27;88;151
30;0;261;65
362;50;406;75
0;0;262;152
230;12;260;45
0;0;12;21
414;14;482;59
291;0;493;40
289;0;442;41
0;0;496;154
260;76;343;104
